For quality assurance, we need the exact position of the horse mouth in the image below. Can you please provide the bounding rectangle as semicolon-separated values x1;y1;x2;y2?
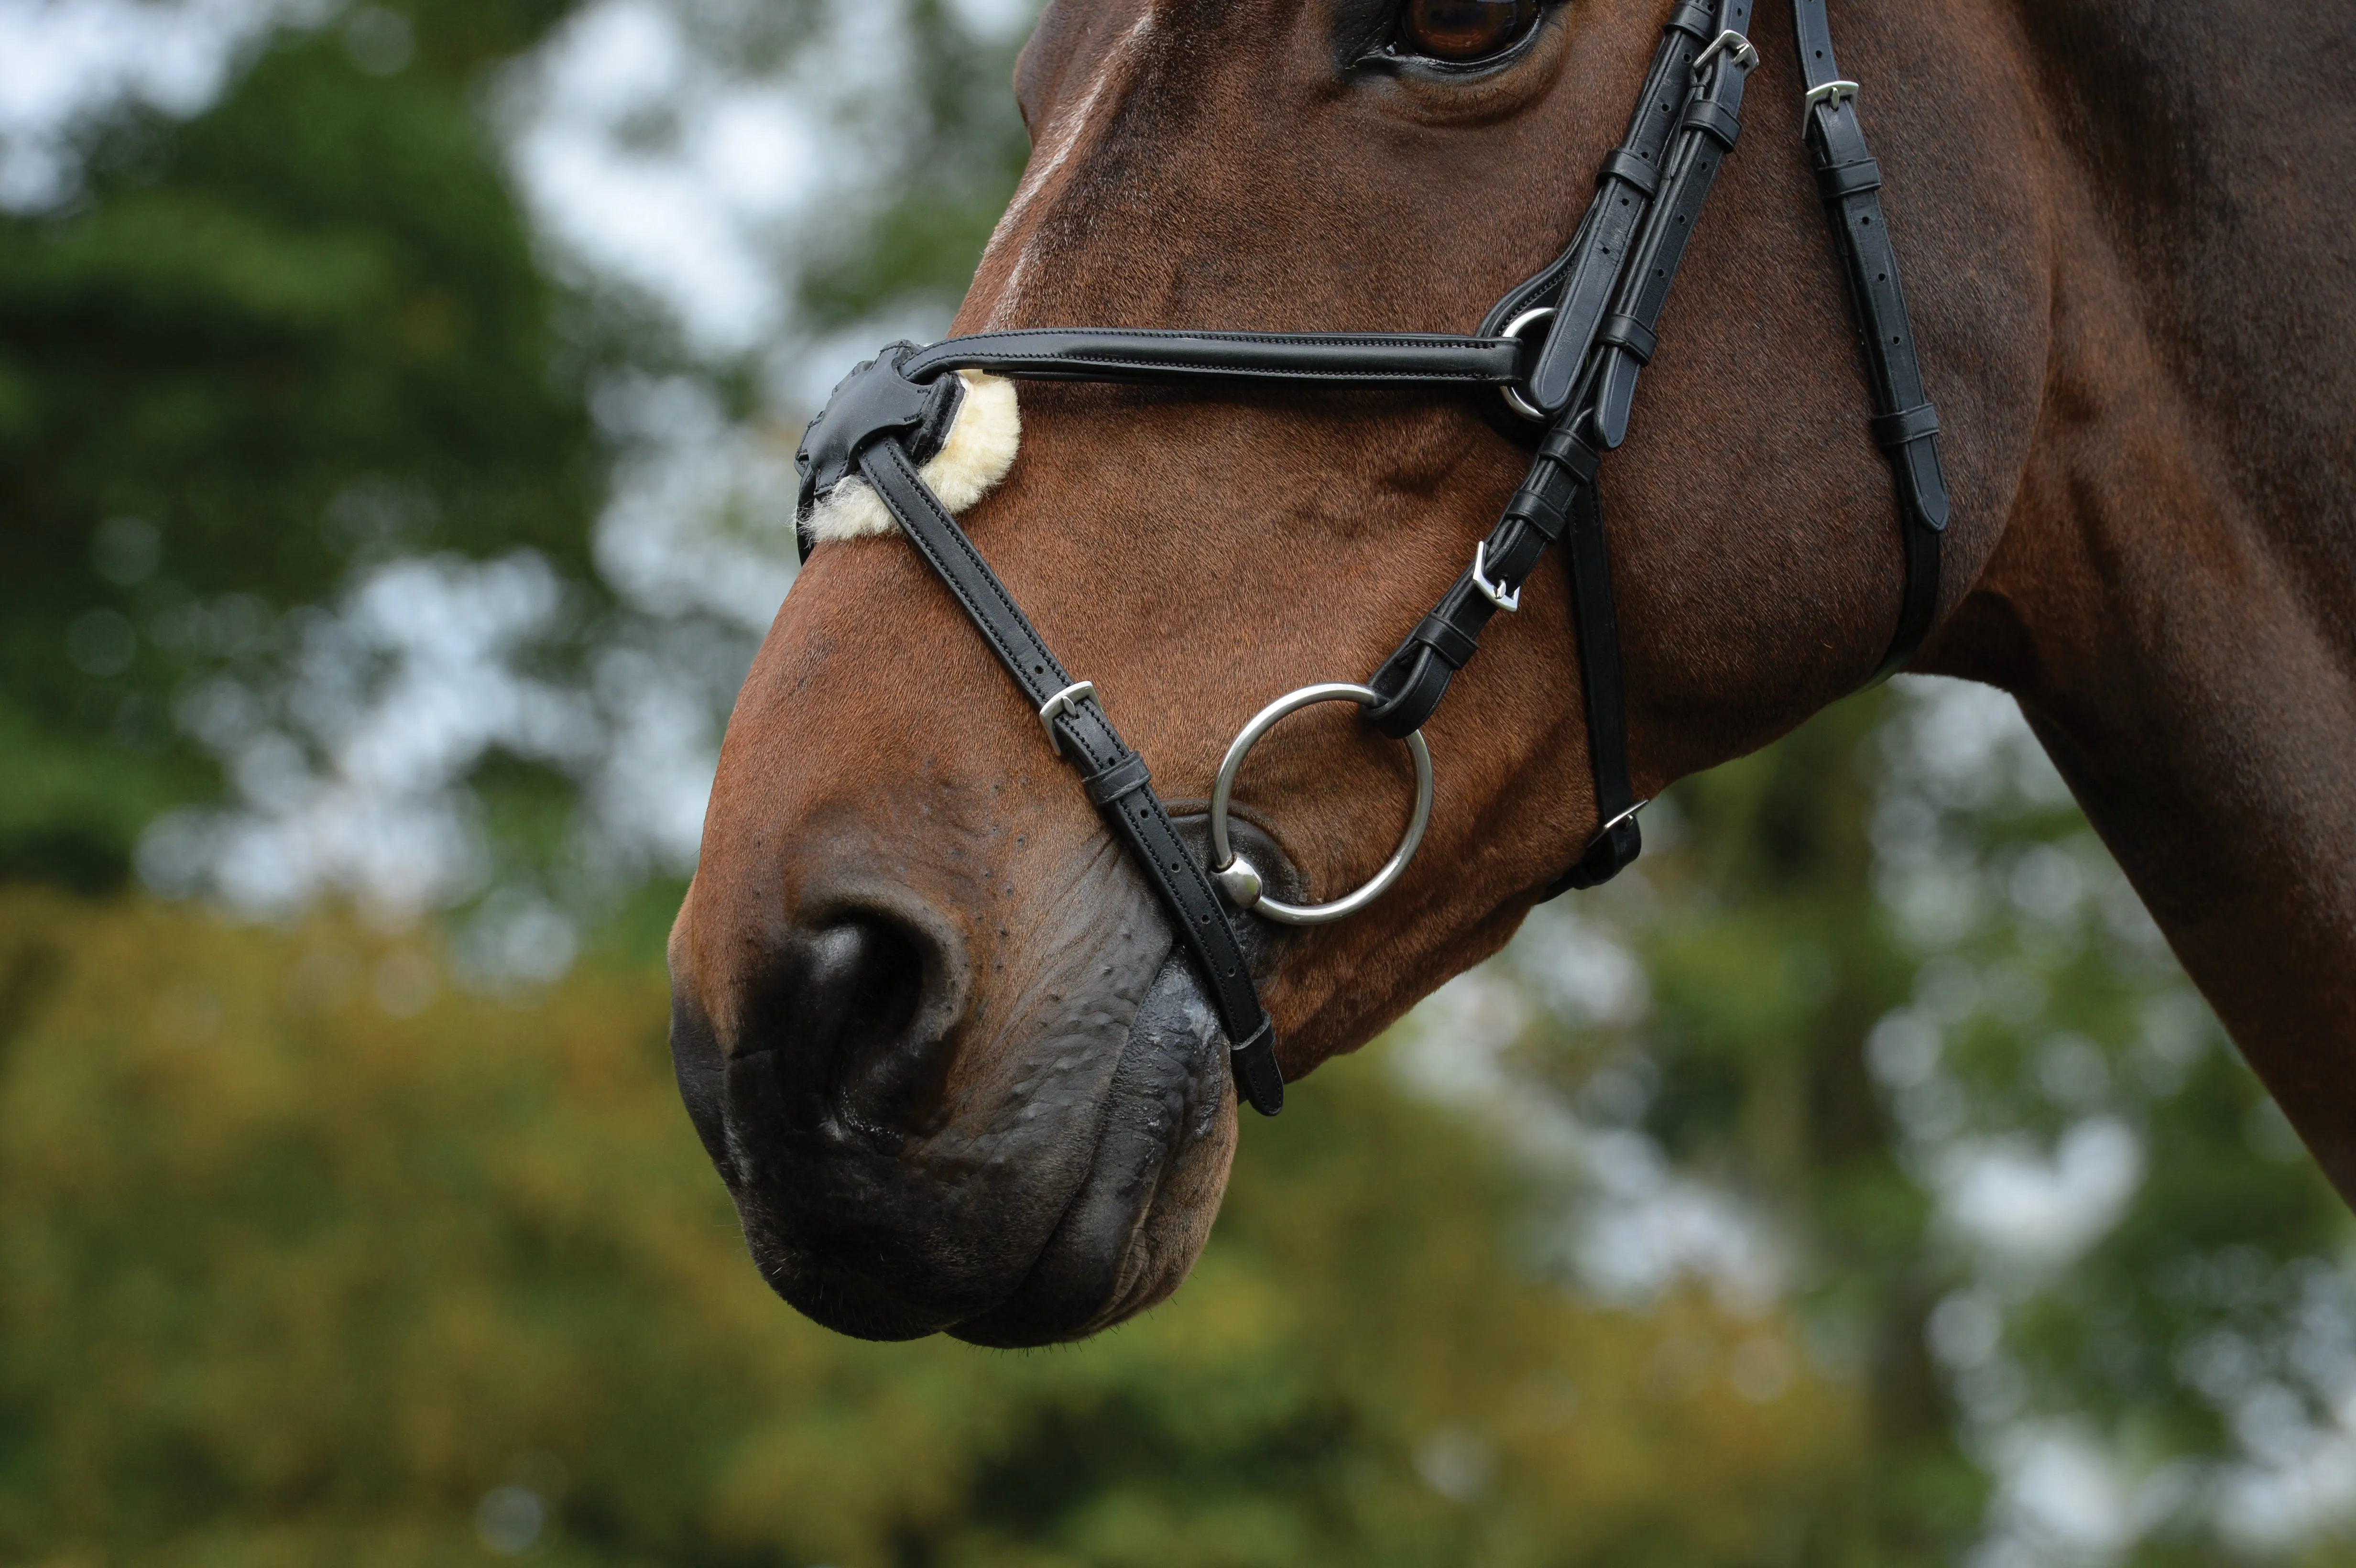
946;947;1230;1346
676;935;1237;1349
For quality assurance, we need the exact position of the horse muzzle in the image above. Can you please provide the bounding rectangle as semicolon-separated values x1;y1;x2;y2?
665;831;1275;1345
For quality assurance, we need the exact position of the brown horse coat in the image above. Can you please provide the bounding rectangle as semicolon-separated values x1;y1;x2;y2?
670;0;2356;1345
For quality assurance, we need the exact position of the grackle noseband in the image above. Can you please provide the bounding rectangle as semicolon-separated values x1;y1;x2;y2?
792;0;1950;1118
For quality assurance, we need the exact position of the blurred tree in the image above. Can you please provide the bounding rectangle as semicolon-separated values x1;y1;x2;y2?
792;0;1034;336
1467;692;1982;1563
0;1;599;893
1644;692;1985;1559
1480;679;2356;1565
0;889;1860;1567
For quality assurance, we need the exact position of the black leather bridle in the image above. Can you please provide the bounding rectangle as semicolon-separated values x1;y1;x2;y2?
792;0;1950;1119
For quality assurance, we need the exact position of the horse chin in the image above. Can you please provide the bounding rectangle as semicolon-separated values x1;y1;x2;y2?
946;947;1237;1347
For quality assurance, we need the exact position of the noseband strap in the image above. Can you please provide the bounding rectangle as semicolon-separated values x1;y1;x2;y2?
900;329;1527;387
792;0;1948;1118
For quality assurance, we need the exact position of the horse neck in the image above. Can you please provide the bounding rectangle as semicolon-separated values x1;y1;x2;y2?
1926;0;2356;1189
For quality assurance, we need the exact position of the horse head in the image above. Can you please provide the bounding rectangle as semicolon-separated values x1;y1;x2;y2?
669;0;2041;1345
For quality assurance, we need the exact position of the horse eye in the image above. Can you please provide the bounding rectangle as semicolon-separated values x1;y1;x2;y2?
1397;0;1540;63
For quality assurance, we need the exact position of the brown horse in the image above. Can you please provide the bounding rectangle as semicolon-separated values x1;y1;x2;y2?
667;0;2356;1346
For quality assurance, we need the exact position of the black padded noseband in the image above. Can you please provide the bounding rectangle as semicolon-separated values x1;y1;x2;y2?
792;0;1948;1118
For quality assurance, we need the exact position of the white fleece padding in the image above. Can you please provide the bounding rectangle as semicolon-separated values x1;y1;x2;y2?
805;370;1021;544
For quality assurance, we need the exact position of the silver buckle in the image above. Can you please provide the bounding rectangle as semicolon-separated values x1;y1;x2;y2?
1472;540;1522;613
1037;680;1097;757
1804;79;1860;127
1498;306;1556;424
1692;28;1758;80
1597;799;1650;839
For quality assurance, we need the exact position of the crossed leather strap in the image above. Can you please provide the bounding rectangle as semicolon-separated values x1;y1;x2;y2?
794;0;1951;1118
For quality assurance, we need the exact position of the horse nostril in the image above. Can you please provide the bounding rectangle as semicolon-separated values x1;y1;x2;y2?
725;905;960;1147
801;916;949;1141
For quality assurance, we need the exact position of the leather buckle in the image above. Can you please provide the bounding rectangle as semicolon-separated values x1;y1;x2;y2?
1804;79;1860;130
1037;680;1097;757
1692;28;1758;80
1472;540;1522;613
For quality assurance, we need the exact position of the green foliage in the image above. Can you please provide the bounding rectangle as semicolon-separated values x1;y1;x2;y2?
794;0;1034;333
1493;682;2356;1564
0;3;600;888
1487;694;1982;1562
0;891;1861;1567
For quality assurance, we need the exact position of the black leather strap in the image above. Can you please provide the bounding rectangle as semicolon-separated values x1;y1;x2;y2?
903;329;1522;387
1364;421;1601;739
1373;0;1757;889
1793;0;1951;679
1513;5;1733;413
1544;481;1643;895
1593;0;1758;449
1531;0;1769;889
858;436;1284;1116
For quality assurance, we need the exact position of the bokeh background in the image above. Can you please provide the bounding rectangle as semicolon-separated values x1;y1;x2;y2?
2;2;2352;1564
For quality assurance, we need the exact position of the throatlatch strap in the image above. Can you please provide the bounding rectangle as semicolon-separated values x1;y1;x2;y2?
856;436;1285;1116
1792;0;1951;679
1546;483;1642;895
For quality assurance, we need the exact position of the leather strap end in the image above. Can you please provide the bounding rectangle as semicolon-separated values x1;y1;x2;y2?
1231;1022;1285;1117
1683;98;1743;150
1546;814;1645;899
1894;437;1954;533
1082;752;1153;808
1596;148;1663;201
1815;156;1883;203
1595;348;1643;449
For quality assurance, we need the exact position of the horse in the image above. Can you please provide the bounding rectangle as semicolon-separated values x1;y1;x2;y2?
665;0;2356;1347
